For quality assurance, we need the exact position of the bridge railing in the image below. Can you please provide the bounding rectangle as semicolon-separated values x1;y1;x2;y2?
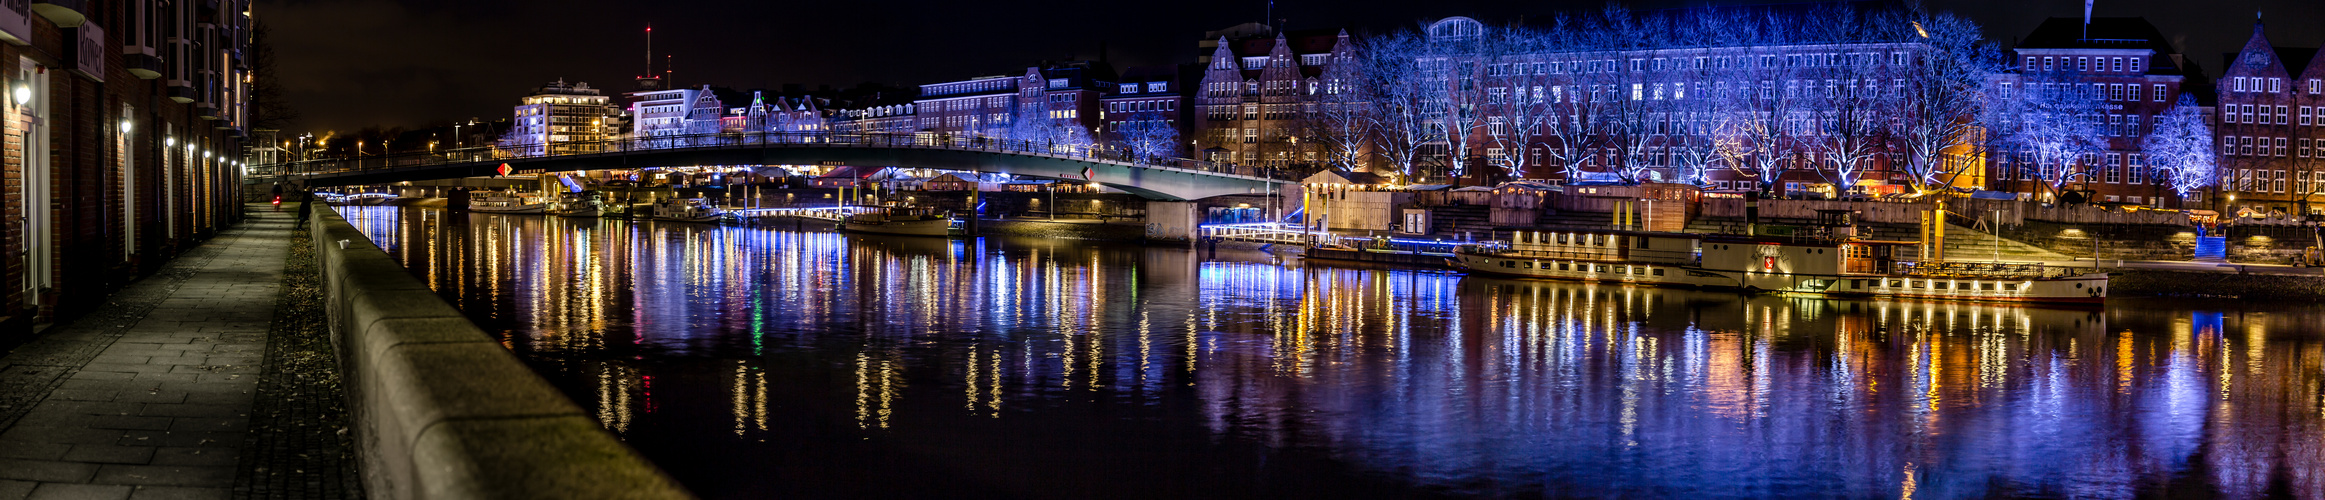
265;132;1292;182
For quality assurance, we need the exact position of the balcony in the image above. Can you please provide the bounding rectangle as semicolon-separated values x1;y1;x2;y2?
124;48;162;79
166;80;196;103
31;0;89;28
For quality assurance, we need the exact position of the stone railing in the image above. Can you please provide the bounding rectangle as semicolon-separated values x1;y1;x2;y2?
309;205;691;499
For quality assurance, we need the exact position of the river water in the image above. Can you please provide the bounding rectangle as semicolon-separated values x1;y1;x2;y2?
340;206;2325;499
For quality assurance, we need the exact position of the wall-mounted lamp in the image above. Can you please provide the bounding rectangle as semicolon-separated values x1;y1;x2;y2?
165;137;175;147
119;119;131;132
10;84;28;105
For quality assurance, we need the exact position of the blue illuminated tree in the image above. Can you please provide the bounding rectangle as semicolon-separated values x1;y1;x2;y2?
1984;72;2108;197
1114;111;1179;162
2140;94;2217;199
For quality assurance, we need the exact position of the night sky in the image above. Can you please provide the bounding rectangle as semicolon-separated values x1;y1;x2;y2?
260;0;2324;133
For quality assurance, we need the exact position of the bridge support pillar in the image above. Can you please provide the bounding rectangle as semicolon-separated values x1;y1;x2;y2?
1146;201;1199;245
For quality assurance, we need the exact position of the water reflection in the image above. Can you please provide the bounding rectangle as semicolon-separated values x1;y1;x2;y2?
342;206;2325;499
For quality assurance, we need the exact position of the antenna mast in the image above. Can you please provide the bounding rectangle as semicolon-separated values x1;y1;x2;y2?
646;24;653;76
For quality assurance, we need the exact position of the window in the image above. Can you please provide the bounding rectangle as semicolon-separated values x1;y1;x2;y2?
1243;128;1256;143
2153;84;2166;102
2276;170;2288;193
2127;154;2144;184
2306;106;2315;126
2105;153;2121;183
2131;58;2143;73
2277;137;2289;157
1148;82;1167;93
2272;78;2282;93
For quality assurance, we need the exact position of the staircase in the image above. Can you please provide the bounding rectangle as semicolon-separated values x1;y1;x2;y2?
2193;236;2228;262
1936;223;2071;262
1428;205;1495;239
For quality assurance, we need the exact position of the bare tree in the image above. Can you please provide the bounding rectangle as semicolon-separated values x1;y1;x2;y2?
1986;71;2109;198
1894;11;2003;192
1361;32;1440;180
2141;94;2218;201
1114;111;1180;162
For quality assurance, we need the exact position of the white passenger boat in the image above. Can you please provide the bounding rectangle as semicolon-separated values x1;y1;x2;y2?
651;198;728;223
1451;229;2109;304
841;207;957;237
467;191;548;214
548;192;608;217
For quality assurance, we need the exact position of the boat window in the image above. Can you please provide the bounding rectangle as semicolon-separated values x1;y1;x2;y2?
1637;237;1648;249
1558;262;1570;271
1652;268;1663;276
1934;282;1948;290
1502;261;1515;268
1888;279;1901;287
1980;283;1995;291
1595;265;1607;272
1910;280;1923;288
1558;233;1568;244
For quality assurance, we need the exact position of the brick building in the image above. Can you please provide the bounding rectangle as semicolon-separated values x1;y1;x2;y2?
913;61;1114;146
0;1;253;338
1192;28;1354;168
1100;64;1196;160
1989;17;2200;206
2214;19;2325;216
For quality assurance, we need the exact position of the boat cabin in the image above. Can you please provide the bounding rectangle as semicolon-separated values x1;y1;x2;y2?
1700;236;1906;276
1496;229;1699;266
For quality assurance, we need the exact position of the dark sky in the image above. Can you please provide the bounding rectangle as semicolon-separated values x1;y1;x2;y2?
261;0;2324;133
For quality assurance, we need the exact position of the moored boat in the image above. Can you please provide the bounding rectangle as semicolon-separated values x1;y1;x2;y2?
1451;228;2109;304
650;198;728;223
841;207;957;237
468;190;549;214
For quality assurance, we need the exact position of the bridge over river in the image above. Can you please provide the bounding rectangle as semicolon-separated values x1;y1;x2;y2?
268;132;1290;201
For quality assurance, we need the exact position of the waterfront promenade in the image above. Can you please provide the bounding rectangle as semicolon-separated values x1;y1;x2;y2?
0;206;358;500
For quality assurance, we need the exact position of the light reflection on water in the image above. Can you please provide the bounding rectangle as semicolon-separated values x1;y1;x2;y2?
342;206;2325;499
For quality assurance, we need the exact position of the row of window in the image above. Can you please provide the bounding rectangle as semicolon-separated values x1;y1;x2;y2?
1105;100;1177;114
1997;81;2170;103
2021;55;2144;74
2218;169;2325;195
2222;104;2325;127
2225;77;2325;95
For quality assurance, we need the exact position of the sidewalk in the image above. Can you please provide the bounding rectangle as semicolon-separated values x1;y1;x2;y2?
0;205;339;500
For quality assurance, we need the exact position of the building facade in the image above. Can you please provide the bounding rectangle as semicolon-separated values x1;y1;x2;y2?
2214;19;2325;216
913;62;1114;148
511;80;619;155
1192;29;1354;168
0;1;253;338
1988;17;2197;206
1100;65;1195;161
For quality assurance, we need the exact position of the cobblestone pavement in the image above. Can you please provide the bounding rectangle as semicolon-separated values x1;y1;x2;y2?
0;206;357;500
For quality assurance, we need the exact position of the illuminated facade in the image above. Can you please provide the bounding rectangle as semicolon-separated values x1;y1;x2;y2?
2214;19;2325;215
1989;17;2195;205
511;80;619;155
1192;28;1354;167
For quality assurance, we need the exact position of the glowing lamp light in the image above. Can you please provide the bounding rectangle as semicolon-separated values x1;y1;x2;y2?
9;85;26;105
165;137;175;147
119;119;132;132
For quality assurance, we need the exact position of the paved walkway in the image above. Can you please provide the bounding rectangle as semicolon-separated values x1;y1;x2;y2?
0;206;309;500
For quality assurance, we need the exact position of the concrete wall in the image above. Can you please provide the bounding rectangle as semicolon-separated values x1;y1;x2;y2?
2225;225;2322;264
309;206;691;500
1145;201;1199;244
2110;268;2325;300
1995;221;2200;260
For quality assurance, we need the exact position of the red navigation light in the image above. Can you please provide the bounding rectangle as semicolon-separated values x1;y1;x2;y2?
497;163;512;176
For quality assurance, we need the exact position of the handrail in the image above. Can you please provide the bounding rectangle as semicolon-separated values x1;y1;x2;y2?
263;131;1294;182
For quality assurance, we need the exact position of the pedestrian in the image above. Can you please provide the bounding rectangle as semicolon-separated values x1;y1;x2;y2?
294;182;314;229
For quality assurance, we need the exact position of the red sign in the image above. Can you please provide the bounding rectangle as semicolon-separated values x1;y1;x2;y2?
1763;256;1776;271
496;163;512;176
